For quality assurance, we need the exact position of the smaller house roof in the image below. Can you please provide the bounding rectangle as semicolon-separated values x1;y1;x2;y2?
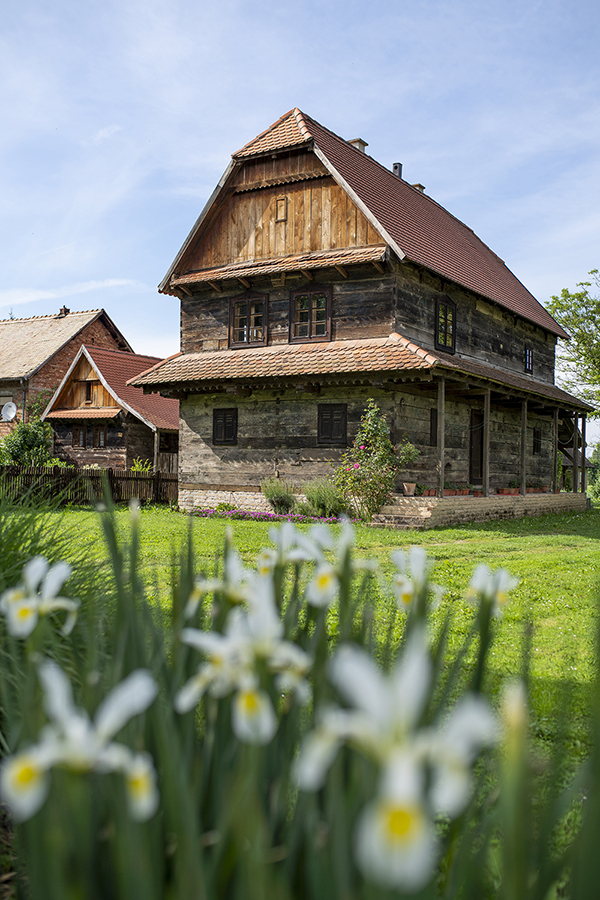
130;335;591;412
43;346;179;432
0;309;132;380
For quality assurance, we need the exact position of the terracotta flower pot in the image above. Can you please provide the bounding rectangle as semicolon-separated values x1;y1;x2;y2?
402;482;416;496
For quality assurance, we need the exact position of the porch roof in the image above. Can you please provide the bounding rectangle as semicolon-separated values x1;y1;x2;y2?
130;332;592;411
45;408;121;420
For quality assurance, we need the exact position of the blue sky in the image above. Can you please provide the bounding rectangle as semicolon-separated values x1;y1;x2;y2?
2;0;600;387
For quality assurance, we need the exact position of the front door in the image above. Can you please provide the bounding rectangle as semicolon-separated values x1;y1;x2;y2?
469;410;484;484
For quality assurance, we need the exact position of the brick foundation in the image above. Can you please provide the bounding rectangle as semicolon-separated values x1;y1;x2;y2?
179;486;273;513
372;492;589;529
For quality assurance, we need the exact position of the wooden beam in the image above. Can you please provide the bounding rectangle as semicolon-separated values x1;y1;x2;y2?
300;269;314;281
553;408;559;493
208;280;223;293
153;430;159;473
237;277;251;289
179;285;193;297
335;265;348;278
483;387;491;497
520;399;527;495
573;413;579;493
437;378;445;497
373;261;385;274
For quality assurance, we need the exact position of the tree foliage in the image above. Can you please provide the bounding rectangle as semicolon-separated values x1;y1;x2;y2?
0;419;54;466
333;398;419;520
548;268;600;413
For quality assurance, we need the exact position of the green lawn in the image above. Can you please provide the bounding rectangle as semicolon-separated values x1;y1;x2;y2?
49;503;600;750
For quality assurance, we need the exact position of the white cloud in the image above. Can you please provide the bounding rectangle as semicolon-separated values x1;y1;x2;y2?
0;279;147;307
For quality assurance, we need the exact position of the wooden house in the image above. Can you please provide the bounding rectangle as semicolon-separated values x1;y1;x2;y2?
42;346;179;472
0;307;131;437
131;109;592;514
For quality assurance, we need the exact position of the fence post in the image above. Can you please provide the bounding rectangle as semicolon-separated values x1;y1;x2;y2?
154;470;161;503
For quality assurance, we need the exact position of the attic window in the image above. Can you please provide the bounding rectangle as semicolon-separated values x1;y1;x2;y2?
85;382;93;403
230;294;268;347
290;285;331;342
524;345;533;374
276;198;287;222
435;297;456;353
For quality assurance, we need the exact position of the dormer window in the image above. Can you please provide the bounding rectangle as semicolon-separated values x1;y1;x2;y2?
290;285;331;342
524;345;533;374
230;294;267;347
435;297;456;353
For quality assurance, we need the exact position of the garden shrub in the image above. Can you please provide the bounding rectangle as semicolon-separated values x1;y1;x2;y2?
0;419;54;466
302;477;347;518
333;399;419;520
260;476;297;514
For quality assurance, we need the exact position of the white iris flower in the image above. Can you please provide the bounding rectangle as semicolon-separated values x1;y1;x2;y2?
0;661;159;822
467;564;519;615
0;556;79;638
176;579;312;744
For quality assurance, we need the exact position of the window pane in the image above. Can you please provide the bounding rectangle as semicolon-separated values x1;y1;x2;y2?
249;301;263;342
294;295;310;337
233;301;248;343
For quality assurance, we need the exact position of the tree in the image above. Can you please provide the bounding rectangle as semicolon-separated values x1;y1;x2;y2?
332;399;419;520
0;419;54;466
547;269;600;413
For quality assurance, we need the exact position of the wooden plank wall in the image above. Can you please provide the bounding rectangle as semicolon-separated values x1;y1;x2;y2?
187;168;382;271
53;357;114;409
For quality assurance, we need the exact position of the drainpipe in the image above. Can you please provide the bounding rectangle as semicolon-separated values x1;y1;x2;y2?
153;430;159;473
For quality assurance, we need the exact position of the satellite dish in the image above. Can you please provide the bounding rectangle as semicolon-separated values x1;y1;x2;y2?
1;402;17;422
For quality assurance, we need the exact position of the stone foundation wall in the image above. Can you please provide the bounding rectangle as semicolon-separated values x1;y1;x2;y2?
374;492;588;529
179;485;273;513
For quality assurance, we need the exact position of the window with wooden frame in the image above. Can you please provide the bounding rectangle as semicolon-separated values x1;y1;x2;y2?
533;427;542;455
435;297;456;353
213;408;238;445
85;381;93;403
524;345;533;374
290;286;331;342
229;294;268;347
317;404;347;445
72;425;86;448
93;425;107;448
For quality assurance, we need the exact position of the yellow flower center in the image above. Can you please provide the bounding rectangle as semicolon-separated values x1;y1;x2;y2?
382;803;422;843
14;760;40;789
241;690;260;715
17;605;34;620
128;770;151;798
317;572;334;591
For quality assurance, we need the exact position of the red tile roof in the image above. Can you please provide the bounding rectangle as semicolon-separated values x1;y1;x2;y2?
45;408;121;420
171;246;387;287
165;108;565;339
131;334;590;410
45;347;179;431
131;335;434;385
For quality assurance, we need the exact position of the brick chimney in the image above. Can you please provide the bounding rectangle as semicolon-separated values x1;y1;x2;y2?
348;138;368;153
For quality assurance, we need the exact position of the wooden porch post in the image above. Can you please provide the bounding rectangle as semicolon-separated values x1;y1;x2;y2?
582;414;587;492
153;430;159;473
437;377;445;498
520;399;527;496
572;414;579;493
552;408;559;494
483;387;491;497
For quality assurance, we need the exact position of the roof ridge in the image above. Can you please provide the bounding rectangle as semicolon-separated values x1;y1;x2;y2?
85;345;161;361
233;108;301;156
0;308;103;324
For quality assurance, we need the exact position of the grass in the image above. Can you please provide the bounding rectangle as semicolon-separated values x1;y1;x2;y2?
43;503;600;753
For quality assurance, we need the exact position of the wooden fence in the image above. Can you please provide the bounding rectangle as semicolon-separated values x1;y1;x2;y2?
0;466;178;506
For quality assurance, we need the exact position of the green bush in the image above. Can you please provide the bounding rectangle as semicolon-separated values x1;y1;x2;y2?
302;477;347;518
130;457;153;473
0;419;54;466
333;399;419;519
260;476;297;514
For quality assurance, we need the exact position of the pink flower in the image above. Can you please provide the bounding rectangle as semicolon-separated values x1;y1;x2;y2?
359;445;365;450
354;463;360;469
